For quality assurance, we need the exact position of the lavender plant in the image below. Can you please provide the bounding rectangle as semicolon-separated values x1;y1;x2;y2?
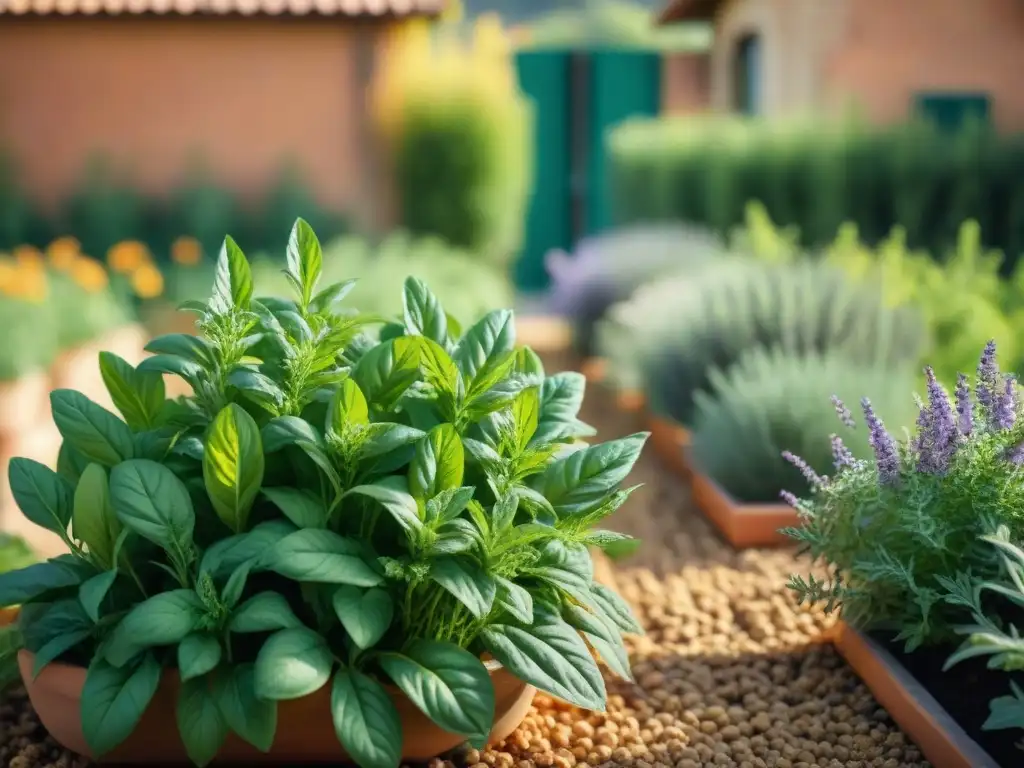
785;342;1024;650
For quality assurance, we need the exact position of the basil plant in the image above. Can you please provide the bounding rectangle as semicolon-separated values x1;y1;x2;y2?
0;220;647;768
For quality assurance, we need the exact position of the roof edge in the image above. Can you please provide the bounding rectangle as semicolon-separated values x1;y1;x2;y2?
657;0;723;25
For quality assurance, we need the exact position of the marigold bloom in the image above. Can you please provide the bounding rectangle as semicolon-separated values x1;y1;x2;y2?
130;262;164;299
70;257;110;294
47;237;82;270
13;245;44;271
108;240;149;274
171;236;203;266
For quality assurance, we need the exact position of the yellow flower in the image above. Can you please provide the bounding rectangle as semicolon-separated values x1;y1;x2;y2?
107;240;150;274
13;245;44;271
47;237;81;270
130;262;164;299
0;259;17;295
13;262;48;303
70;257;110;294
171;236;203;266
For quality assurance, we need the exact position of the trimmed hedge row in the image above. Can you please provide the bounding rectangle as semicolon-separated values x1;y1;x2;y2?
608;116;1024;270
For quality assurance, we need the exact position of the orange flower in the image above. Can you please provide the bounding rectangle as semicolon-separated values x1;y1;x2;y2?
47;236;82;270
70;257;109;294
0;260;17;295
171;236;203;266
130;262;164;299
107;240;150;273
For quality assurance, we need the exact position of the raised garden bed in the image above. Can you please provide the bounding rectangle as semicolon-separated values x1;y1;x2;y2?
834;622;1007;768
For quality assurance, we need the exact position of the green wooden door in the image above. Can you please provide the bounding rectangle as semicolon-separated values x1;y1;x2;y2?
513;49;662;289
585;50;662;236
514;51;572;292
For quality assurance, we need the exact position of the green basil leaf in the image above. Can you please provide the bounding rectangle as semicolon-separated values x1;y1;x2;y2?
144;334;214;366
8;457;73;537
403;277;448;345
229;591;304;634
311;278;357;314
254;627;333;701
515;347;545;377
221;561;253;609
495;576;533;624
109;459;196;553
81;653;162;756
137;354;204;383
328;377;369;431
480;609;606;711
99;351;166;431
562;603;632;681
177;676;229;767
532;433;648;515
432;518;482;555
72;463;121;569
178;633;222;682
584;530;641;560
266;529;382;586
353;337;421;412
211;235;253;313
587;582;644;636
203;404;265;533
212;663;278;752
227;368;285;410
261;416;323;454
57;440;92;485
346;479;422;539
32;626;92;678
357;423;424;461
429;556;496;618
199;519;295;580
540;373;586;425
331;668;403;768
331;585;393;650
424;486;475;526
409;424;464;503
50;390;135;467
287;218;323;308
105;589;206;667
526;540;593;604
511;388;540;454
79;569;118;623
452;309;515;383
415;337;460;398
261;487;326;529
0;558;85;607
379;640;494;743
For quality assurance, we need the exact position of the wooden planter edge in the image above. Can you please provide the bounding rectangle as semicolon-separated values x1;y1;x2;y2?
832;622;1000;768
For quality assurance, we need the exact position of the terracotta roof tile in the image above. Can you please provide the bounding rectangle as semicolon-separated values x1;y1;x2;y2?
0;0;442;14
657;0;723;24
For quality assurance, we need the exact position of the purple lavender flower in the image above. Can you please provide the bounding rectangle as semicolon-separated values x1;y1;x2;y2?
976;340;999;424
994;375;1018;431
1006;442;1024;465
954;373;972;437
831;395;856;429
862;397;900;486
782;451;824;487
830;434;856;471
779;489;800;508
916;367;958;475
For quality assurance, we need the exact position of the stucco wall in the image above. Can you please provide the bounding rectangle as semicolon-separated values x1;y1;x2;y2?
825;0;1024;131
0;17;388;229
660;51;711;114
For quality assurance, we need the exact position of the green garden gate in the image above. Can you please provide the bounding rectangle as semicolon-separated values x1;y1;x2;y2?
513;49;662;292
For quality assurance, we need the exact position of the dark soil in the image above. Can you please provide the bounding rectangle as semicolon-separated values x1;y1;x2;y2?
874;631;1024;767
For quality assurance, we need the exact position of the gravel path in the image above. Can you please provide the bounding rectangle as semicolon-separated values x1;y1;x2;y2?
0;375;931;768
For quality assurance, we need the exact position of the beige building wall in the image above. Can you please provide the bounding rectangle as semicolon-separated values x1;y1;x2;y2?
0;17;391;231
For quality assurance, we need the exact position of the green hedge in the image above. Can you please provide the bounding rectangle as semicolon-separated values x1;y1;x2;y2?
0;158;348;262
608;116;1024;270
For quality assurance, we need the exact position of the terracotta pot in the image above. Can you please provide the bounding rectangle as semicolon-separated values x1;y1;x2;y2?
0;370;48;441
0;606;17;626
687;450;798;548
645;414;692;480
833;622;999;768
17;643;535;764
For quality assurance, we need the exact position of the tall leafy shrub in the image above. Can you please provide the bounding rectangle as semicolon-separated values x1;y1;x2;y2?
372;15;532;267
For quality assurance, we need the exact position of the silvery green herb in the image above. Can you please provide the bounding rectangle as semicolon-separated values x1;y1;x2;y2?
0;219;647;768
